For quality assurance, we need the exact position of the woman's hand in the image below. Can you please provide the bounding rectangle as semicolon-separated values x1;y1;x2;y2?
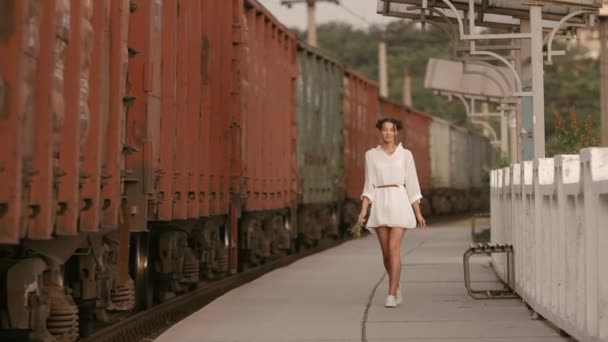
358;211;367;225
416;213;426;228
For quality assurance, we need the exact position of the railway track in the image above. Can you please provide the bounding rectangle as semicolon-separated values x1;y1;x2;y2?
78;239;347;342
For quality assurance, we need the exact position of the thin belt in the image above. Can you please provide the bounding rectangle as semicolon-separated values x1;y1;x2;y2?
374;184;400;189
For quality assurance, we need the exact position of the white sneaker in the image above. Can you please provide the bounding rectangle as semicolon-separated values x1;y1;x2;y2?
385;295;397;308
396;286;403;305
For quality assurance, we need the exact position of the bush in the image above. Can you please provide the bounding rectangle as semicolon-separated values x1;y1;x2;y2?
546;107;599;157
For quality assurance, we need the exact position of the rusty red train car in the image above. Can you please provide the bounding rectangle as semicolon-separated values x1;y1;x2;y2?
238;1;299;266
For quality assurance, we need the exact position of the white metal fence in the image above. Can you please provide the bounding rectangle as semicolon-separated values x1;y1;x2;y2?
490;147;608;342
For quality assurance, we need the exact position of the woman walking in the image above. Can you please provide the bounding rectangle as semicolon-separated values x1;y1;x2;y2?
358;117;426;308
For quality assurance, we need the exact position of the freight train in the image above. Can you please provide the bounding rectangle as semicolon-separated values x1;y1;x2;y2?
0;0;496;340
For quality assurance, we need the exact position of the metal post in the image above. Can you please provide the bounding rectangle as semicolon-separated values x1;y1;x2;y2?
481;102;490;137
379;41;388;98
510;111;517;162
514;29;526;163
403;68;412;106
307;0;317;47
530;5;546;158
600;16;608;146
281;0;341;47
500;109;508;155
519;19;535;161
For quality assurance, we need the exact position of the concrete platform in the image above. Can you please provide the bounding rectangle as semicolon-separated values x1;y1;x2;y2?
154;219;572;342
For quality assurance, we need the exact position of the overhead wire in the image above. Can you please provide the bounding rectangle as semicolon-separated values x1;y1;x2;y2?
336;2;373;26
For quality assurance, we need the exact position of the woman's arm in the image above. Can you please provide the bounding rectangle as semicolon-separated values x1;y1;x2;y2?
405;151;426;228
359;152;374;224
359;196;370;224
411;201;426;228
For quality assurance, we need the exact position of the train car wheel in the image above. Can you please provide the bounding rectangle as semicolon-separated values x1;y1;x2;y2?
131;232;152;310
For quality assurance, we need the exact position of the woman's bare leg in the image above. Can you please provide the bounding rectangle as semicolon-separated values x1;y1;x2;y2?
387;228;406;296
375;227;390;275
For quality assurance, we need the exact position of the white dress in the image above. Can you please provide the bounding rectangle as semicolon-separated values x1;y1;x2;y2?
361;143;422;231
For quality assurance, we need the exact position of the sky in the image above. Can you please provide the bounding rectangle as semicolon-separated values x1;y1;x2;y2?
257;0;399;30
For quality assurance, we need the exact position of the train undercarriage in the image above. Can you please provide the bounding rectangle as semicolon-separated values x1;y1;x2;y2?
0;201;348;341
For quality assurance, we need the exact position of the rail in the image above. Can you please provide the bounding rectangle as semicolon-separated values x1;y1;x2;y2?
490;147;608;342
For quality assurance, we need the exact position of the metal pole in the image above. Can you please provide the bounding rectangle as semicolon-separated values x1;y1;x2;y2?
403;68;412;106
600;16;608;146
379;41;388;98
530;5;546;158
500;109;508;155
514;28;527;163
481;102;490;138
519;19;535;161
307;0;317;47
510;111;517;162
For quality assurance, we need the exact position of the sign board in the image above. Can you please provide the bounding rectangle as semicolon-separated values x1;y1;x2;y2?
424;58;514;99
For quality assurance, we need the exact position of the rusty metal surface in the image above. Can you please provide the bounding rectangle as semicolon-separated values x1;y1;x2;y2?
342;70;380;202
56;0;84;236
126;0;162;230
158;0;177;221
172;0;189;220
231;0;245;273
201;0;233;217
187;0;202;220
79;0;108;233
241;1;298;212
0;0;29;243
29;0;57;239
102;0;129;229
296;45;344;205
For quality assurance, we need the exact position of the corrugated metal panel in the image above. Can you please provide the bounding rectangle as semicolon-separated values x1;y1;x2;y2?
429;117;451;188
0;0;39;243
450;125;472;189
200;0;233;217
186;0;202;220
343;70;380;201
29;0;59;239
158;0;177;221
80;0;109;232
172;0;189;219
55;0;85;236
125;0;162;230
296;46;344;205
241;1;298;211
1;0;128;243
101;0;130;229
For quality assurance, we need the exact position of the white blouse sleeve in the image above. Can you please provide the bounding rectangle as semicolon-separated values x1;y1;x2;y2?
404;150;422;204
361;151;374;202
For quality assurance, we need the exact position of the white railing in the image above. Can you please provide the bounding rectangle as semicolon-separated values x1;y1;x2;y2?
490;147;608;342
